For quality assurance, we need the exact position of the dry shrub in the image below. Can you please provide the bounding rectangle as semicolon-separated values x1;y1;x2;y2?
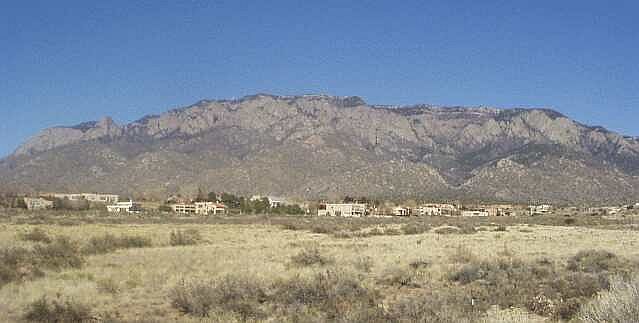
449;245;478;264
353;256;374;273
379;266;418;287
170;271;383;322
446;252;629;321
567;250;625;274
493;225;508;232
387;287;481;323
0;236;84;287
400;223;430;235
23;296;92;323
272;270;382;321
433;226;458;235
32;236;84;270
0;247;44;287
84;234;152;255
20;228;52;243
169;229;201;246
409;259;431;271
169;276;267;319
578;275;639;323
96;277;120;294
290;248;333;267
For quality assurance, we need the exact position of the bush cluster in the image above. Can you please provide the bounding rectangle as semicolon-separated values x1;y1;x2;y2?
20;228;52;243
447;250;633;321
83;233;152;255
23;296;92;323
290;248;334;267
169;271;383;321
169;229;202;246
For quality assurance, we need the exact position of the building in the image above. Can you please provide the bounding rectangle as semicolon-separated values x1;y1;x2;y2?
417;203;457;216
318;203;367;217
393;207;411;216
250;195;288;208
50;193;119;204
172;202;227;215
172;203;197;214
195;202;227;215
107;201;142;214
24;197;54;210
529;204;552;216
461;210;489;217
481;204;516;217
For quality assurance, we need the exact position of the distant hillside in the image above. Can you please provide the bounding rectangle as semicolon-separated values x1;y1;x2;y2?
2;94;639;204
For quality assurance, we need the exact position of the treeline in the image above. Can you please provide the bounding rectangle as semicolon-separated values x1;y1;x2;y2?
201;192;305;215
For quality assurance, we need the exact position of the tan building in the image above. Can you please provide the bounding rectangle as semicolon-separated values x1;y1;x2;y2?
318;203;367;217
24;197;54;210
107;201;142;214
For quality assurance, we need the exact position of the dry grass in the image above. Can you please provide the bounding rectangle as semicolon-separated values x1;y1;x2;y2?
0;212;639;322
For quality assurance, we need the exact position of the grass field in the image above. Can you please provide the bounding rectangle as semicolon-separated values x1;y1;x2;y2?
1;211;638;322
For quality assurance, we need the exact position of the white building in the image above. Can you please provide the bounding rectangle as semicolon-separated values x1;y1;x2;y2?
267;197;286;208
52;193;119;204
107;201;142;214
318;203;367;217
529;204;552;216
24;197;54;210
172;202;227;215
393;207;411;216
417;203;457;216
461;210;489;217
195;202;227;215
250;195;288;208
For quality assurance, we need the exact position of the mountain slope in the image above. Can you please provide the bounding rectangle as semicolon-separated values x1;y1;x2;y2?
2;94;638;203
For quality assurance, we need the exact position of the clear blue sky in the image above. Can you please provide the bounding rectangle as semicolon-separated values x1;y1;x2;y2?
2;0;638;157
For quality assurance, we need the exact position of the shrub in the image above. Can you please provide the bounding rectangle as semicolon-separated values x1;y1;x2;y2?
0;247;44;287
387;288;480;323
433;225;476;235
272;270;381;320
567;250;624;274
169;280;218;317
446;253;620;321
449;245;478;264
20;228;52;243
96;277;120;294
578;275;639;323
401;223;430;235
290;248;333;267
353;256;374;273
84;234;152;254
23;296;92;323
379;266;418;287
409;259;431;271
493;225;508;232
169;229;201;246
169;276;267;320
32;236;84;270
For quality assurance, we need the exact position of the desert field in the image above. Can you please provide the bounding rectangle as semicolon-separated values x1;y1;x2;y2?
1;212;638;322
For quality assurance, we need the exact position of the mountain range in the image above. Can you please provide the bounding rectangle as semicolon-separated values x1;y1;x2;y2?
2;94;638;204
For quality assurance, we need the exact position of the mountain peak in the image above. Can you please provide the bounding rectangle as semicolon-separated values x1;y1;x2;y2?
5;94;639;203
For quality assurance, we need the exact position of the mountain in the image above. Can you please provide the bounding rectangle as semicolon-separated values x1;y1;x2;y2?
2;94;639;204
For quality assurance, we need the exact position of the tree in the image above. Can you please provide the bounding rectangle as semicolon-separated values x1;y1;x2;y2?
195;188;207;202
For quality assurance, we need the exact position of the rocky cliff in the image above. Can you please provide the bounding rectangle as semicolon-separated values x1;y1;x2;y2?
2;94;638;204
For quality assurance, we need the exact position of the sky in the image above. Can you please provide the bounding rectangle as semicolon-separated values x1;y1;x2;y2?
1;0;638;157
